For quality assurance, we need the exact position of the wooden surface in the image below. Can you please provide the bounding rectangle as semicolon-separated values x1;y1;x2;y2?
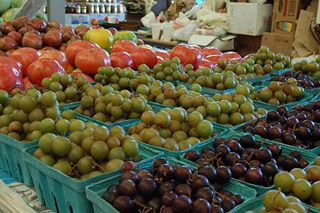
15;0;46;19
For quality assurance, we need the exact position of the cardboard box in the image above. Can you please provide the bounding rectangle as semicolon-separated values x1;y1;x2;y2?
261;32;294;56
188;34;235;51
271;0;303;35
227;2;273;36
236;35;262;57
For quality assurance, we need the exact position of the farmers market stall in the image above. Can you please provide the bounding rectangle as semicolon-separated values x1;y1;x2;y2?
0;0;319;213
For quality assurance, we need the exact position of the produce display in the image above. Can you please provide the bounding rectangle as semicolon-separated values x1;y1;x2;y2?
35;124;141;179
293;57;320;77
0;14;319;213
128;108;214;151
255;81;305;106
273;163;320;208
242;103;320;150
0;88;63;141
103;158;246;213
252;190;309;213
184;134;310;187
271;71;320;90
76;89;151;123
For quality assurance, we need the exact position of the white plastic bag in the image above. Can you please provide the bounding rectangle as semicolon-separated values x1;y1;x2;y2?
141;12;157;28
172;21;197;41
173;13;190;29
185;5;201;19
196;9;228;29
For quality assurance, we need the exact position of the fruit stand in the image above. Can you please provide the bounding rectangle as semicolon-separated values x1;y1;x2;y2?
0;1;319;212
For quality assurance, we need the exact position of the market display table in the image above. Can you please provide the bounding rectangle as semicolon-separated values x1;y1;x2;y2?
0;171;52;213
141;38;179;49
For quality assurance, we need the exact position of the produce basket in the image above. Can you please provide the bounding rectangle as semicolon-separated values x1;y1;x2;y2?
244;74;271;86
23;144;162;213
122;123;228;157
85;157;257;213
176;81;235;95
59;102;81;111
234;117;320;155
270;68;292;76
0;134;37;186
231;194;319;213
180;131;317;196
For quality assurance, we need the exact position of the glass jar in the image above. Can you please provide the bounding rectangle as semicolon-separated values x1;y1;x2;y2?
100;4;105;13
87;4;94;13
106;5;111;13
76;5;81;13
81;5;87;13
95;4;100;13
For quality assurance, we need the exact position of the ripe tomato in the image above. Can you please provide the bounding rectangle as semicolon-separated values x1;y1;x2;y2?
157;56;163;64
9;48;40;76
27;58;66;86
23;77;34;90
202;47;222;57
0;63;23;92
0;56;22;73
170;44;203;69
222;52;242;62
65;40;99;65
75;48;111;75
110;51;133;69
40;50;68;70
200;59;214;69
155;50;170;60
111;40;139;54
206;55;223;65
130;48;157;70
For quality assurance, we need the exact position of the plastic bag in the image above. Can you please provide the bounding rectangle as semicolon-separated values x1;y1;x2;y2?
141;12;157;28
185;5;201;19
173;12;190;29
172;21;197;41
196;9;228;29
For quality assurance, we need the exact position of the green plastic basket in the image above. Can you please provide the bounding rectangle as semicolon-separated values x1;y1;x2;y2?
23;142;162;213
231;194;319;213
122;123;227;157
85;157;257;213
177;81;235;95
245;74;271;86
270;68;293;76
59;102;81;111
148;101;175;112
180;131;317;196
0;134;37;186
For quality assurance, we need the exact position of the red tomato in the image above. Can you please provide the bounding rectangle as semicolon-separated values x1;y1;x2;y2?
170;44;203;69
0;56;22;73
23;77;34;90
40;50;68;70
27;58;66;86
71;72;94;83
222;52;242;62
9;48;40;76
0;63;23;92
110;51;133;69
75;48;111;75
206;55;223;65
200;59;214;69
130;48;157;70
157;56;163;64
65;40;99;65
155;50;170;60
111;40;139;54
188;44;202;52
202;47;222;57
